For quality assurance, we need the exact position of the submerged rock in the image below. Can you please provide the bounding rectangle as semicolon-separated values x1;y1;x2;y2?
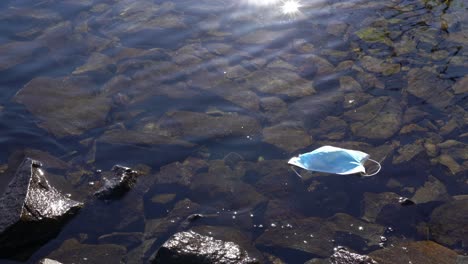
369;240;458;264
452;75;468;94
47;238;127;264
94;165;139;199
156;111;261;140
153;231;259;264
407;69;453;110
14;76;111;137
0;158;82;258
411;175;450;204
361;192;401;222
345;96;402;139
262;122;312;153
245;68;315;97
256;213;384;257
429;199;468;247
330;248;377;264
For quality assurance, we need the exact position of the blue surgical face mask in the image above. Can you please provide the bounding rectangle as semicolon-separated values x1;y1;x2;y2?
288;146;381;177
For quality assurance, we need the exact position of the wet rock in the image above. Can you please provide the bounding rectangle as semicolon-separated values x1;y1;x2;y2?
369;240;458;264
330;248;377;264
411;175;450;204
191;225;264;262
452;75;468;94
38;258;63;264
14;76;111;137
156;111;261;140
94;165;139;200
407;69;453;110
345;96;402;139
361;192;401;222
0;158;82;258
47;238;126;264
262;122;312;153
245;68;315;97
429;199;468;247
153;230;259;264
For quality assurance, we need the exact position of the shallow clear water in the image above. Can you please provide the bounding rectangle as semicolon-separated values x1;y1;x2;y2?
0;0;467;263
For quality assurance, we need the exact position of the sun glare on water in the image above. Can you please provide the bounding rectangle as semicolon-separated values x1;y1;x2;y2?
281;0;301;15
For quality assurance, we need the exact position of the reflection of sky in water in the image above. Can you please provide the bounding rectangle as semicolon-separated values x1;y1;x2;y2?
244;0;302;16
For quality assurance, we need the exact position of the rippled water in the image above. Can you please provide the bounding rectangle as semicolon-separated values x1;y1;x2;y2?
0;0;467;263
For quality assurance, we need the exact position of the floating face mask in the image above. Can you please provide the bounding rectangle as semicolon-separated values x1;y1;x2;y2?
288;145;381;177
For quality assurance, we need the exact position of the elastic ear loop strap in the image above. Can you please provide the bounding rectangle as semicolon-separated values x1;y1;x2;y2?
290;166;303;178
361;158;381;177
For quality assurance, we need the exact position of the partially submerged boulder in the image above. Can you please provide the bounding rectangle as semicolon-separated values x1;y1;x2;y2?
152;230;259;264
94;165;139;200
0;158;83;258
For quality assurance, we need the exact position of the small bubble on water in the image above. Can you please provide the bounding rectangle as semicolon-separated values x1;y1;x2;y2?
83;257;88;261
250;213;254;218
271;223;277;228
96;169;102;173
88;181;95;186
310;234;314;238
258;224;264;228
66;193;72;198
358;226;364;231
303;240;308;244
380;236;387;242
386;227;394;232
286;223;292;228
379;242;385;248
232;216;236;219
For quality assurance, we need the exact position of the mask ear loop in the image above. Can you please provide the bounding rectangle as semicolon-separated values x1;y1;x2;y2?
290;166;303;178
360;158;381;177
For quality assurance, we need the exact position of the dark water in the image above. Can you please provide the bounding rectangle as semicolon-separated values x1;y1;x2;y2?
0;0;467;263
